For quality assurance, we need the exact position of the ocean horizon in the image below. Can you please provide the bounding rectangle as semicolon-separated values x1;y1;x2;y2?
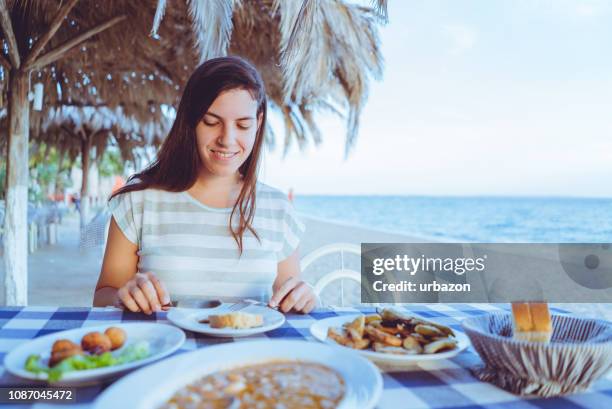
293;195;612;243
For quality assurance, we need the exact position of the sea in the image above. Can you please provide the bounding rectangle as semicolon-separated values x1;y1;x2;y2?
293;196;612;243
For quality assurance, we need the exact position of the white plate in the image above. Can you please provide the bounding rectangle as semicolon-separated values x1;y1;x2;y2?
95;339;382;409
3;323;185;386
310;314;470;365
167;304;285;337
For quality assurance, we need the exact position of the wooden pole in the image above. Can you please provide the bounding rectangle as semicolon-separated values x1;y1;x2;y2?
3;69;29;306
0;53;9;70
0;1;123;305
22;0;80;67
79;133;91;229
0;0;20;69
26;15;127;71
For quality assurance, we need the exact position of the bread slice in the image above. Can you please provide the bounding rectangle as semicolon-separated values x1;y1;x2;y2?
208;312;264;329
511;302;552;342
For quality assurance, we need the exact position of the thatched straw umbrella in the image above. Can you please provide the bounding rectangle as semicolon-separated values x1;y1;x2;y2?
1;0;386;305
39;104;171;228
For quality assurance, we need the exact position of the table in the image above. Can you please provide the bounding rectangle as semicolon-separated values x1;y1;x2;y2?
1;304;611;409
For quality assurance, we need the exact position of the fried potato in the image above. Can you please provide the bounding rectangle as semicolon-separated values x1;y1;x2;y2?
414;324;445;338
365;314;382;324
352;338;371;350
424;337;458;354
343;316;365;339
370;321;403;335
377;308;415;325
426;322;455;337
396;325;415;338
410;317;455;338
327;328;353;347
402;335;423;353
328;327;370;349
373;342;418;355
379;323;413;337
365;325;402;347
346;328;362;342
410;333;429;345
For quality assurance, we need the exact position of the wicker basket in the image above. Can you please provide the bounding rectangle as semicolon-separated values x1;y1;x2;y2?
461;313;612;397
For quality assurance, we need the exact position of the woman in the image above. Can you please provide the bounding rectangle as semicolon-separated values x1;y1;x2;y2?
94;56;316;314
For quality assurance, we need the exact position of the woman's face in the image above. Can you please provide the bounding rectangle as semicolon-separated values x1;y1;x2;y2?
195;88;260;178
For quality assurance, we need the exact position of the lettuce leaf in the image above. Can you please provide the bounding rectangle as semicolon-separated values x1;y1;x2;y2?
25;354;46;374
24;341;150;381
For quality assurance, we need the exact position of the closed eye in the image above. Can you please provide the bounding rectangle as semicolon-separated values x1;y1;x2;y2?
237;118;254;129
202;119;219;127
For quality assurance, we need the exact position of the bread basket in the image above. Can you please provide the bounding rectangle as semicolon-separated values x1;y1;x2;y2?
461;313;612;397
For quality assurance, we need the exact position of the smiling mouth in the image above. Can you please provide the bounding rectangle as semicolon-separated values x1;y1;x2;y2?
208;148;239;159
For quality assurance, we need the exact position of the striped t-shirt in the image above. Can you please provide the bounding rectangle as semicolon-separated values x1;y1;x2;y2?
108;182;305;301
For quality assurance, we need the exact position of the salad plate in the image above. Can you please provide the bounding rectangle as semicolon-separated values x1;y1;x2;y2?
3;323;185;385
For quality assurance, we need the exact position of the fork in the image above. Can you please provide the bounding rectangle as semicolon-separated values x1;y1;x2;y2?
242;299;282;311
225;301;253;312
197;301;252;324
197;300;280;324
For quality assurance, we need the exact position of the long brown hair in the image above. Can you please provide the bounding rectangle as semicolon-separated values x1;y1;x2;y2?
111;56;267;253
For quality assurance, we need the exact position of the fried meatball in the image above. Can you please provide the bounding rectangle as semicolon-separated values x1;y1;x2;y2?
104;327;126;350
51;339;80;354
81;332;112;355
49;340;82;367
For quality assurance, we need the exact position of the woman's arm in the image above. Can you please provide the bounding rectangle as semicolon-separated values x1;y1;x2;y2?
274;249;301;291
269;249;317;313
94;217;170;314
94;217;139;307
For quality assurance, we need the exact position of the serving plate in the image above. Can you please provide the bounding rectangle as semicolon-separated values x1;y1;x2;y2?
4;323;185;386
94;339;382;409
310;314;469;365
167;303;285;337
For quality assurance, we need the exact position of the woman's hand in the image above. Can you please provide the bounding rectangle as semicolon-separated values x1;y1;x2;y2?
269;276;317;314
116;272;170;315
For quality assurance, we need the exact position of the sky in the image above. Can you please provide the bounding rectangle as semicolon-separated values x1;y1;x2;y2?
259;0;612;197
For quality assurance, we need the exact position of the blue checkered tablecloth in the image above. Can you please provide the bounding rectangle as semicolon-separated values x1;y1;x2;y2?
1;304;611;409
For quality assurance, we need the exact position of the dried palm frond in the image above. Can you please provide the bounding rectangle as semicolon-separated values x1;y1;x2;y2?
282;0;383;154
233;0;384;155
150;0;167;38
187;0;239;63
371;0;388;23
1;0;197;110
31;103;171;169
1;0;385;155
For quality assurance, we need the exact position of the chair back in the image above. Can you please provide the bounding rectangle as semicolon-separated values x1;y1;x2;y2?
301;243;362;307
